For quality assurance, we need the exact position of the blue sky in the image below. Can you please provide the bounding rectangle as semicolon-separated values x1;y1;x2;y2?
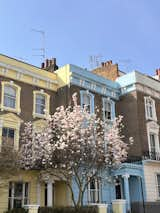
0;0;160;75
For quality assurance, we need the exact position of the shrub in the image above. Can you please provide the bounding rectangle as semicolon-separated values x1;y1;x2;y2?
4;208;28;213
38;206;98;213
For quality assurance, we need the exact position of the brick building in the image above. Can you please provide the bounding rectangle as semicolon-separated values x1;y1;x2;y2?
1;53;160;213
0;54;122;212
93;61;160;213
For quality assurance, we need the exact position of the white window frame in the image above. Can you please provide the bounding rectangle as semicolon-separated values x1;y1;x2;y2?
33;90;50;118
147;121;160;160
2;127;15;147
4;85;16;109
35;94;46;115
87;177;102;204
148;132;160;160
80;90;94;114
1;81;21;114
8;182;29;209
102;97;115;121
144;96;157;121
0;113;23;151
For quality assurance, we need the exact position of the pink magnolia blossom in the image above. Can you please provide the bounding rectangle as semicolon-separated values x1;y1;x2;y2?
19;93;132;207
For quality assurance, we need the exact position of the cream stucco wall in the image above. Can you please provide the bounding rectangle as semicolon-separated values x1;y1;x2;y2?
0;170;71;213
143;161;160;201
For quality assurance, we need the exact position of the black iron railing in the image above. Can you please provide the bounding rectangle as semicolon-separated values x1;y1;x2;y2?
143;151;160;161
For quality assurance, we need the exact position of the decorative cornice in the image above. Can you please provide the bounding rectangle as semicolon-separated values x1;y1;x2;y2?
70;74;119;100
120;83;160;100
136;83;160;99
0;62;58;91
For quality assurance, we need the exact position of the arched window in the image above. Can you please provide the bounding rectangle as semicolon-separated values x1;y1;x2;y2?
102;98;115;121
80;90;94;114
144;96;157;121
1;82;21;114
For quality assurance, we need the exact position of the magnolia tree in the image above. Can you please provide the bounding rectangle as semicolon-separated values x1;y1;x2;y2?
19;93;132;208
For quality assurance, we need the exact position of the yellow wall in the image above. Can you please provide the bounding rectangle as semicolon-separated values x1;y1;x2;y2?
0;54;58;91
0;170;39;213
55;64;71;88
54;181;71;207
0;170;71;213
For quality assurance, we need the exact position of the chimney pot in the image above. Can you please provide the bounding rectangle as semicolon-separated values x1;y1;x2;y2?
156;68;160;76
51;58;56;65
101;62;105;67
46;59;49;68
41;62;45;69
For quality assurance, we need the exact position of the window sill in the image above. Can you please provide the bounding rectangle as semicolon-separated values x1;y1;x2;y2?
146;117;157;122
0;105;21;114
33;113;48;119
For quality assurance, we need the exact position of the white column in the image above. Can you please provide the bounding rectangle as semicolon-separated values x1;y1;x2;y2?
47;181;53;207
122;174;130;213
37;181;41;205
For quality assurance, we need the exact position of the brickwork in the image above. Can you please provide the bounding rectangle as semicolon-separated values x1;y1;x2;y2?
116;89;160;160
92;61;119;81
56;85;104;119
0;76;56;122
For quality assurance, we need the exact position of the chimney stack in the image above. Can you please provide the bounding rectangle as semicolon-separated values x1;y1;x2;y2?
41;62;45;69
101;60;113;67
156;68;160;76
92;59;119;81
41;58;58;72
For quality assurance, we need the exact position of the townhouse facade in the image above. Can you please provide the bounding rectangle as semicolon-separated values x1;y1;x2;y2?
0;53;160;213
0;54;123;213
0;55;71;212
93;61;160;213
116;71;160;213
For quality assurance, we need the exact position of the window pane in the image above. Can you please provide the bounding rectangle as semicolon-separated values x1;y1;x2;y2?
4;86;16;108
36;94;45;114
14;199;22;208
83;94;90;106
150;134;156;150
36;104;45;114
9;129;15;138
2;128;14;139
104;101;111;120
90;179;95;189
83;94;91;113
9;182;12;197
4;86;16;97
14;183;23;197
146;98;154;118
2;127;8;137
36;94;45;104
8;182;29;209
25;183;28;197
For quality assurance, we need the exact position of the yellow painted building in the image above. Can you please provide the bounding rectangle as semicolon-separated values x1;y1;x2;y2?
0;54;72;213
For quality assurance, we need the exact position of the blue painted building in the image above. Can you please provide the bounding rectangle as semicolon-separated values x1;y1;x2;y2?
56;63;148;213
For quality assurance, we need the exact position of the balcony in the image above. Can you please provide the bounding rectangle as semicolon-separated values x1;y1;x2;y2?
143;151;160;161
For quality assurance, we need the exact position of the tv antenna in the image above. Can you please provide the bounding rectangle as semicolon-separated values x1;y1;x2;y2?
31;28;46;59
89;54;103;70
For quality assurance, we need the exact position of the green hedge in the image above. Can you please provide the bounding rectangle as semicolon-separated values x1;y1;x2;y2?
4;208;28;213
38;206;98;213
